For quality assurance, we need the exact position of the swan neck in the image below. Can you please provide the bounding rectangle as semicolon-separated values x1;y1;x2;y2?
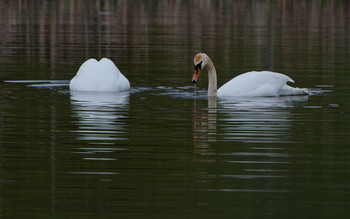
206;57;217;96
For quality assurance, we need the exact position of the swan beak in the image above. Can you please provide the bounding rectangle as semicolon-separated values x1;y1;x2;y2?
192;68;200;83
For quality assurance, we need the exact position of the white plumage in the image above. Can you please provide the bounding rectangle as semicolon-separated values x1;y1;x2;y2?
69;58;130;92
217;71;309;97
192;53;309;97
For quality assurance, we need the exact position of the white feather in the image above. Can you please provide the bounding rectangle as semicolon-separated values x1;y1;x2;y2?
217;71;309;97
69;58;130;92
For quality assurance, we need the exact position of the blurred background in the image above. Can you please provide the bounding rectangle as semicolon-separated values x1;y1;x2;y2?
1;0;349;87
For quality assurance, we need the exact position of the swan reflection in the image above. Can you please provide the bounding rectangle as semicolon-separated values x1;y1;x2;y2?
70;91;129;142
193;95;308;146
193;96;217;156
218;95;308;143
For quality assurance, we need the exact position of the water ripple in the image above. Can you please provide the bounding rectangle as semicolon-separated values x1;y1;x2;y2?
69;91;130;145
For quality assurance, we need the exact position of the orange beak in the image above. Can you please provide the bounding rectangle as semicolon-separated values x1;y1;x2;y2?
192;68;200;83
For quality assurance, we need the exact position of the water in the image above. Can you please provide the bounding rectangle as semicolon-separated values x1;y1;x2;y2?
1;0;350;218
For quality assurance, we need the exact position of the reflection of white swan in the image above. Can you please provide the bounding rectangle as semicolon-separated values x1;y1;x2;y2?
193;97;217;156
192;53;309;97
70;91;129;106
70;58;130;92
219;95;308;109
218;96;308;143
70;91;129;142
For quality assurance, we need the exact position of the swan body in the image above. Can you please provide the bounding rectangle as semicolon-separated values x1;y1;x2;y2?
218;71;308;97
192;53;309;97
70;58;130;92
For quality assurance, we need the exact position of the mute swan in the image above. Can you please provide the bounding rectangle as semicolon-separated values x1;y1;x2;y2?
192;53;309;97
70;58;130;92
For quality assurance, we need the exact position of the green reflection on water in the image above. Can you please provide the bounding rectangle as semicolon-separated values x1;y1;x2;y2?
0;0;350;218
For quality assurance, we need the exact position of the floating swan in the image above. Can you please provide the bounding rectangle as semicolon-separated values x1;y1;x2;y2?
69;58;130;92
192;53;309;97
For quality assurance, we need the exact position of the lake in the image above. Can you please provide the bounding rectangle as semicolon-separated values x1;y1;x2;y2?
1;0;350;218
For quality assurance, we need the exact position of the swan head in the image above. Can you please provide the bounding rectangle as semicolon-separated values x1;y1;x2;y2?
192;53;208;83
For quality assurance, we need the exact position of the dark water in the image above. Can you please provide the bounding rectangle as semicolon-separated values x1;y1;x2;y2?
1;0;350;218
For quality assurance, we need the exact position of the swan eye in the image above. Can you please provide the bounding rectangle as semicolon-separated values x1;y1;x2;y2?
194;61;202;72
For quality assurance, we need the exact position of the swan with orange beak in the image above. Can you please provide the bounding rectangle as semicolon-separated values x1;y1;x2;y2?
192;53;309;97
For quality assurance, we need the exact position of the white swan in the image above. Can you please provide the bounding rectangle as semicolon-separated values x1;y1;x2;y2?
69;58;130;92
192;53;309;97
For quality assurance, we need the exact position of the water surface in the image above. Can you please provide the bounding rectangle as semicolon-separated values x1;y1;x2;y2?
1;1;350;218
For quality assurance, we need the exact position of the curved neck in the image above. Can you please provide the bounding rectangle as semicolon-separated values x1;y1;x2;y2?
206;56;217;96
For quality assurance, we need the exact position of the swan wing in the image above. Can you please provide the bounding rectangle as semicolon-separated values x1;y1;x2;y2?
217;71;306;97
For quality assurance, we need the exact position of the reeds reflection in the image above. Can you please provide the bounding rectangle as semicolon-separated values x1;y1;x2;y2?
1;0;349;84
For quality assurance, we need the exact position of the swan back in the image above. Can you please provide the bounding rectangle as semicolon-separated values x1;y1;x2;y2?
69;58;130;92
217;71;307;97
